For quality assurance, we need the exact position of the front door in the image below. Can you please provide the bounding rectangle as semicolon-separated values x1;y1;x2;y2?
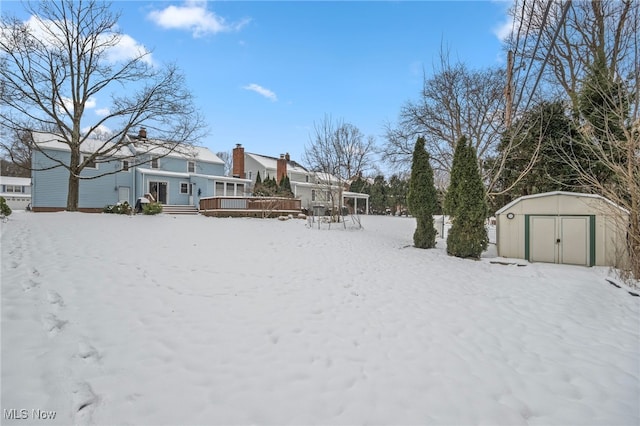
149;181;168;204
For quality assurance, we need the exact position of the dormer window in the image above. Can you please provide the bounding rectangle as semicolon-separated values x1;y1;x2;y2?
151;157;159;169
188;161;195;173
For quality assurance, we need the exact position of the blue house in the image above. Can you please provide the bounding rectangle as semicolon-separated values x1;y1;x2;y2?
31;130;250;212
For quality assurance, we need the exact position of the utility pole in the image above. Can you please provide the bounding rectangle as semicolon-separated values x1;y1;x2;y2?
505;50;513;129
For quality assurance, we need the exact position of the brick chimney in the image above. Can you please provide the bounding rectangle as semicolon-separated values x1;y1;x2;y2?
138;127;147;139
276;154;287;184
232;144;245;178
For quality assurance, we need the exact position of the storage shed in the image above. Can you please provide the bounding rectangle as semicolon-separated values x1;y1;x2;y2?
496;191;629;267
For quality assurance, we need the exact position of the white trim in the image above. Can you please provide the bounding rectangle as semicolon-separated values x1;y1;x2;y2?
121;160;131;172
187;160;196;173
179;181;190;194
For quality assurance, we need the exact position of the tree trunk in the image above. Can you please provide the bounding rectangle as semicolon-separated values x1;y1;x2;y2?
66;173;80;211
66;149;80;211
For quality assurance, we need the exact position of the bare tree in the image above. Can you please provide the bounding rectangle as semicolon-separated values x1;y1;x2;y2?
1;129;33;175
505;0;638;115
216;151;232;176
0;0;206;211
381;50;505;177
304;115;375;223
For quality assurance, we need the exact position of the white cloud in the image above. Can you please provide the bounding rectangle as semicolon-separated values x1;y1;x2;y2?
492;0;516;42
148;1;250;38
243;84;277;102
95;108;110;117
104;33;154;66
21;16;153;66
83;124;113;140
493;18;514;42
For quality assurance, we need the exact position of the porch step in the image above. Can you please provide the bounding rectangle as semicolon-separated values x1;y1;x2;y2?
161;204;199;215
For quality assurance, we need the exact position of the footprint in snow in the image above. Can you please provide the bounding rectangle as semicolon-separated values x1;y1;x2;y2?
42;313;67;336
47;290;65;307
21;278;41;292
77;342;101;363
73;382;99;425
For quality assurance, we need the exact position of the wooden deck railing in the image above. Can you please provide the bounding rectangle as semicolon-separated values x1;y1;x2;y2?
200;196;301;212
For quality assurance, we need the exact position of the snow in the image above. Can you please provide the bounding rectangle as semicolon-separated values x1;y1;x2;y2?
1;212;639;425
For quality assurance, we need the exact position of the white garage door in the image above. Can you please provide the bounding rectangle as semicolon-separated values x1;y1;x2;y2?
529;216;590;266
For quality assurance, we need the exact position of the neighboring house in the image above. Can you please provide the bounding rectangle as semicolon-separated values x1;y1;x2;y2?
232;144;369;214
30;130;250;212
0;175;32;210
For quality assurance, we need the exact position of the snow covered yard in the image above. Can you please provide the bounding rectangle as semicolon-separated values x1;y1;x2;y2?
1;212;638;426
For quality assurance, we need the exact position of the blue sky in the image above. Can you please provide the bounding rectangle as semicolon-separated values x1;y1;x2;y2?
5;0;512;170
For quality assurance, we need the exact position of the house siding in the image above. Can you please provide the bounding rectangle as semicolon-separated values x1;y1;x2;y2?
32;150;72;208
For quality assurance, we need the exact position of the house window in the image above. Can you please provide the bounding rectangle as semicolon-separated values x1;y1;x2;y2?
82;154;97;169
311;190;316;201
5;185;23;193
151;157;159;169
121;160;130;172
248;171;252;180
305;175;309;183
180;182;189;194
188;161;195;173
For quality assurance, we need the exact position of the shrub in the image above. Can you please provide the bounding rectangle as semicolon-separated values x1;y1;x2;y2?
0;197;12;217
142;202;163;215
103;201;132;215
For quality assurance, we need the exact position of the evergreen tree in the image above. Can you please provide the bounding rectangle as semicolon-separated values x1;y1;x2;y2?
255;171;262;185
444;136;467;216
407;136;438;249
446;138;489;258
577;54;629;189
369;175;388;214
488;101;582;211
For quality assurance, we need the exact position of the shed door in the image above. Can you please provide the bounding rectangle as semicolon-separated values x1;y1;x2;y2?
530;216;557;263
528;216;590;266
559;217;589;266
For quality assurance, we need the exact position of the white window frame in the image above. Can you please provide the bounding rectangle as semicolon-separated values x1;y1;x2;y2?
180;182;189;194
82;154;97;169
311;189;316;201
5;185;23;193
188;161;195;173
121;160;130;172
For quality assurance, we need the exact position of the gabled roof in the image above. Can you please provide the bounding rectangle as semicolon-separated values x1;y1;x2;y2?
134;144;224;164
246;152;308;174
31;131;223;164
32;132;134;157
495;191;629;215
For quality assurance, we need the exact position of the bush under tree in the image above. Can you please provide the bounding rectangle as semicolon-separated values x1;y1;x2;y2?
407;136;438;249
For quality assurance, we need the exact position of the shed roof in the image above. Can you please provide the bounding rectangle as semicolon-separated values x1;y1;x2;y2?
495;191;629;215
